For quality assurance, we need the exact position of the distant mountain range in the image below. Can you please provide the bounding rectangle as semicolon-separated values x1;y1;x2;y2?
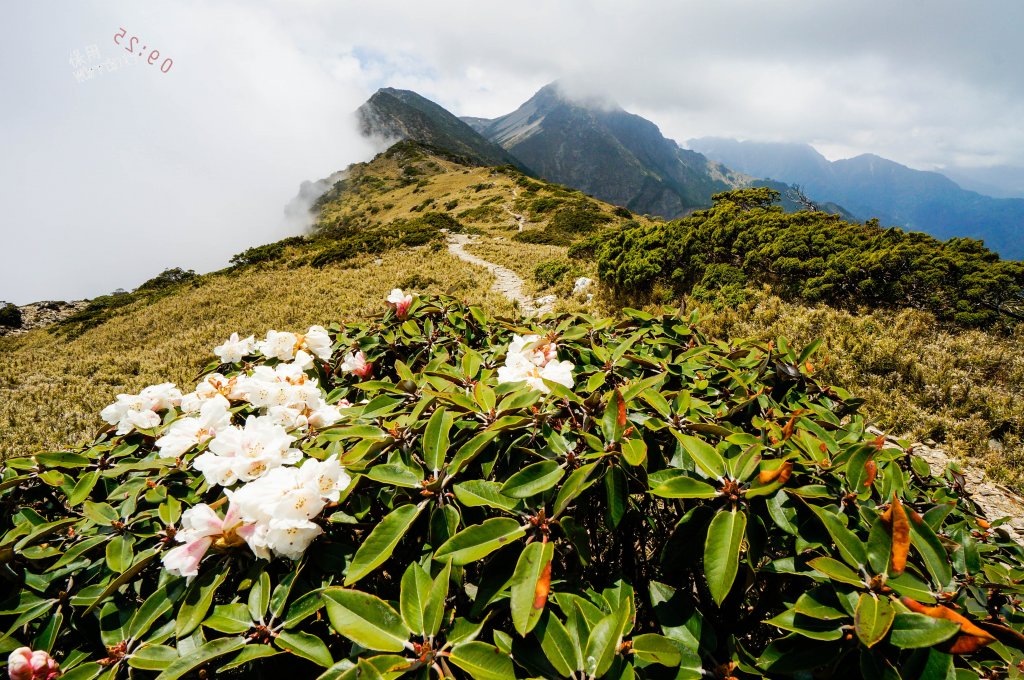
354;83;1022;260
359;83;747;219
688;138;1024;259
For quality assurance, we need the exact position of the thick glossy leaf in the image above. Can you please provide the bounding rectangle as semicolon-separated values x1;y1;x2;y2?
854;594;895;648
67;470;100;506
203;603;252;634
248;571;271;623
510;540;554;636
764;610;843;641
448;641;515;680
128;584;174;641
704;509;747;605
175;565;228;638
454;480;520;512
434;518;526;565
105;535;134;574
807;504;867;569
276;629;334;668
671;432;726;479
422;407;453;473
908;511;953;587
889;613;960;649
631;634;683;667
127;644;178;671
793;589;847;620
217;645;280;673
650;476;718;499
399;562;432;636
604;465;627;529
448;430;500;476
499;461;564;498
536;612;577;676
154;637;246;680
553;462;599;517
323;588;410;652
423;560;451;638
602;389;626;443
807;556;863;586
345;503;424;585
584;605;630;678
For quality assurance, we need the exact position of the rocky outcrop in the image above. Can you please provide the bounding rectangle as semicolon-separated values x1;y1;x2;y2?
0;300;87;337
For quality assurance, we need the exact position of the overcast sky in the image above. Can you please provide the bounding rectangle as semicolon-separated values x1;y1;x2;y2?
3;0;1023;303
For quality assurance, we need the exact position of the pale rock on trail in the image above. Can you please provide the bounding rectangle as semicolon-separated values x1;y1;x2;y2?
446;234;554;316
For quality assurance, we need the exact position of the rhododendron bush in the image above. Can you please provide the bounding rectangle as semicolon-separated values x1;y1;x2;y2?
2;293;1024;679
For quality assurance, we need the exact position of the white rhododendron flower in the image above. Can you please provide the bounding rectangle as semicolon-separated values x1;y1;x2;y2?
155;396;232;459
257;326;334;364
301;325;334;363
386;288;413;318
225;457;350;559
100;382;183;435
238;362;321;410
257;330;299;362
214;332;255;364
340;350;373;379
193;415;301;486
497;334;575;393
162;502;252;577
181;373;244;413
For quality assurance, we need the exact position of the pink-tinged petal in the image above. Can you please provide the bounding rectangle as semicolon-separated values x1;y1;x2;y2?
162;537;213;577
7;647;33;680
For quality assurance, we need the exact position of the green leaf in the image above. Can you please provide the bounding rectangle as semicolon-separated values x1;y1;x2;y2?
671;432;726;479
909;512;953;587
584;608;628;678
620;438;647;466
128;644;178;671
67;470;100;506
217;645;280;673
422;407;453;473
248;571;271;623
553;462;599;517
604;464;627;529
399;562;432;636
105;535;134;574
510;540;554;636
536;612;577;676
203;603;252;634
175;565;229;638
154;637;245;680
82;501;119;525
792;589;846;620
448;641;515;680
499;460;564;498
366;463;424;488
807;504;868;569
454;480;521;512
276;629;334;668
448;430;500;476
602;389;626;443
854;594;896;648
81;548;161;616
704;508;747;606
434;518;526;565
764;610;843;641
424;560;451;638
888;613;960;649
323;588;410;652
128;584;174;640
345;503;424;585
631;634;683;667
650;475;718;499
806;556;864;586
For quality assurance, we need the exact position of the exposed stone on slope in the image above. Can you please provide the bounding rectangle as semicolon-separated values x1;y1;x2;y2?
0;300;87;337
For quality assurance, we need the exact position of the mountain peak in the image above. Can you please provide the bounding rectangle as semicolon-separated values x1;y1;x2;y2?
356;87;524;170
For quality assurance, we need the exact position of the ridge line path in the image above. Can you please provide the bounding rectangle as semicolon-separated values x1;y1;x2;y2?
446;233;554;316
503;186;526;232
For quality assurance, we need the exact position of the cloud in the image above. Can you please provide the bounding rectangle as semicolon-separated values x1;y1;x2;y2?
4;0;1022;302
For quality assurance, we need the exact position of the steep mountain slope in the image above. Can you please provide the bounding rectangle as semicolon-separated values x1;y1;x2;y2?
357;88;524;170
689;137;1024;260
475;83;745;218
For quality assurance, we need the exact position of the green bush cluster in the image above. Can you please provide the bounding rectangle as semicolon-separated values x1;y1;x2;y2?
0;302;22;329
3;297;1024;678
595;188;1024;329
55;269;202;339
311;213;462;268
515;201;614;247
230;237;306;267
533;260;572;288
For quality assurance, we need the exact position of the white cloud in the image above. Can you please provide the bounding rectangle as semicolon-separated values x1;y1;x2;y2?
3;0;1022;302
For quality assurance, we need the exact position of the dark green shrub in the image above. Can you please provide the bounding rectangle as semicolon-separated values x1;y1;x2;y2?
4;298;1024;678
136;268;197;293
230;237;306;267
533;260;571;288
0;302;22;328
597;188;1024;329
